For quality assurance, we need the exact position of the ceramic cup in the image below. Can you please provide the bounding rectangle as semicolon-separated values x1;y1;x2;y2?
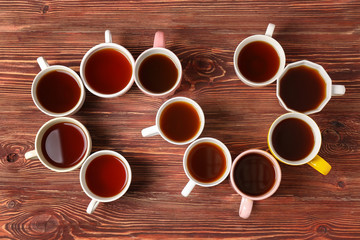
277;60;346;115
268;112;331;175
31;57;85;117
181;137;232;197
24;117;92;172
134;31;182;97
80;150;132;214
141;96;205;145
230;149;281;219
233;23;286;87
80;30;135;98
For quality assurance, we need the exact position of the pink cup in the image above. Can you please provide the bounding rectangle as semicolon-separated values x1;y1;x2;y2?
230;149;281;219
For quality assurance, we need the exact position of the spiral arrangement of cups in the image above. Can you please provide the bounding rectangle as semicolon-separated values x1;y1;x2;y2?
27;24;345;218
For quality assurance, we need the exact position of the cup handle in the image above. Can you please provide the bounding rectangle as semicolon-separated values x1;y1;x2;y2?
105;30;112;43
153;31;165;48
37;57;49;70
239;197;253;219
332;85;346;96
141;125;160;137
25;150;38;160
265;23;275;37
307;155;332;175
87;199;100;214
181;180;196;197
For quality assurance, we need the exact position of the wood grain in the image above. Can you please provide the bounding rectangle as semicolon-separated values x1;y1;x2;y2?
1;0;359;239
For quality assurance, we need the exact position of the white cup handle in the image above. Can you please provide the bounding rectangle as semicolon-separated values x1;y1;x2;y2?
332;85;346;96
87;199;100;214
25;150;38;160
141;125;160;137
105;30;112;43
181;180;196;197
37;57;49;71
265;23;275;37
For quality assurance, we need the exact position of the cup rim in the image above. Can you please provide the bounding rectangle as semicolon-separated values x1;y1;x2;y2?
230;149;282;201
183;137;232;187
276;59;332;115
79;150;132;202
155;96;205;145
134;47;182;97
233;34;286;87
80;43;135;98
267;112;322;166
31;65;86;117
35;117;92;172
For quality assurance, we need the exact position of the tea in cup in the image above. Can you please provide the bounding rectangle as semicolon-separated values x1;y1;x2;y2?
230;149;281;219
268;112;331;175
182;137;232;197
277;60;346;114
32;57;85;117
25;117;92;172
234;23;286;87
80;150;132;214
80;30;135;98
141;97;205;145
135;31;182;97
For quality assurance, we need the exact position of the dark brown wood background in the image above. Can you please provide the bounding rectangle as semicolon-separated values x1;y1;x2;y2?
1;0;359;239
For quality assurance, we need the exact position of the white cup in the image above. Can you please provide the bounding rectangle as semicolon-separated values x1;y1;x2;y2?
80;30;135;98
24;117;92;172
134;31;182;97
32;57;85;117
181;137;232;197
233;23;286;87
79;150;132;214
277;60;346;115
141;97;205;145
268;112;331;175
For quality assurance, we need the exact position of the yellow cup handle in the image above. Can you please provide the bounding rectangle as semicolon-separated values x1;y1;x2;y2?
307;155;332;175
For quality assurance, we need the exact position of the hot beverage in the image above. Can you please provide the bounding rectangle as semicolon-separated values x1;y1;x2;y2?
160;101;201;142
85;154;128;198
187;142;227;183
36;70;81;113
237;41;280;83
138;54;178;93
233;153;276;196
272;118;314;161
84;48;133;94
279;65;326;113
41;122;88;168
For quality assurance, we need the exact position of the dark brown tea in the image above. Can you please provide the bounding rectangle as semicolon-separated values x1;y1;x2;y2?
139;54;178;93
187;142;227;183
85;155;128;198
272;118;315;161
36;70;81;113
237;41;280;83
233;153;276;196
41;122;88;168
160;101;201;142
279;65;327;113
85;48;132;94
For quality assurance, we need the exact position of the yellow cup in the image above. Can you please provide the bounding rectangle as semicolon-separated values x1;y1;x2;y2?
267;113;331;175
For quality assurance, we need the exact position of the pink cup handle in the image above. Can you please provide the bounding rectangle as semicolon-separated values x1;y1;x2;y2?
153;31;165;48
239;197;253;219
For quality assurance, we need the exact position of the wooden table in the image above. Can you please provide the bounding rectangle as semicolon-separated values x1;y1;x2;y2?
1;1;359;239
